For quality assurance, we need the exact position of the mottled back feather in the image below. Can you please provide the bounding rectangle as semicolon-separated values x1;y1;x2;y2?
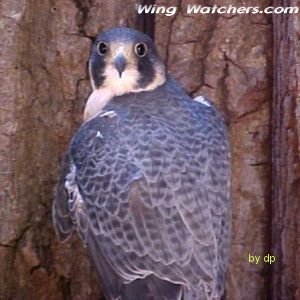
53;77;231;300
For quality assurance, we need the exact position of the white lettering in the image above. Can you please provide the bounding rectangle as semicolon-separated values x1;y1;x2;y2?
186;5;202;14
136;4;177;16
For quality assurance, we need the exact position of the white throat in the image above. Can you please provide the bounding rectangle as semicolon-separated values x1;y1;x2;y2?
84;62;166;122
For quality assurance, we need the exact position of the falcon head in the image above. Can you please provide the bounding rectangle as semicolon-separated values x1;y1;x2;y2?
89;27;166;96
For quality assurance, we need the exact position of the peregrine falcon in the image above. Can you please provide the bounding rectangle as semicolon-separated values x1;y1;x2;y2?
53;28;231;300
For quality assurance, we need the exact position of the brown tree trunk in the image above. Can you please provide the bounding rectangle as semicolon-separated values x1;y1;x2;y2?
0;0;299;299
271;1;300;299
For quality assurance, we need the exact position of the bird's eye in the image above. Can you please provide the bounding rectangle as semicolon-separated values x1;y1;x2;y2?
97;42;108;56
134;43;147;57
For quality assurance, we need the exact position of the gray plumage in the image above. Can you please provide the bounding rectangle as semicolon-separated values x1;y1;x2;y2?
53;28;231;300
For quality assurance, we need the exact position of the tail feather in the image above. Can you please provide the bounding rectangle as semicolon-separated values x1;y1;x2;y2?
183;285;223;300
121;275;182;300
88;233;182;300
87;234;122;300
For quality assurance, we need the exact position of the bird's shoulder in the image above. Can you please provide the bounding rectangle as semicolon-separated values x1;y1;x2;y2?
73;78;226;150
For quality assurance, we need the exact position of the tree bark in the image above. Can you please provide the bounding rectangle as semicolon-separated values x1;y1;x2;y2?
271;1;300;299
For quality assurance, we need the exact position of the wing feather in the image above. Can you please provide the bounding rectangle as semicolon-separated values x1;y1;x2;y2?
54;84;230;298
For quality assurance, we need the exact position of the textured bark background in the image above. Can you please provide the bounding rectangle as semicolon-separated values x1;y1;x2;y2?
0;0;299;299
271;0;300;299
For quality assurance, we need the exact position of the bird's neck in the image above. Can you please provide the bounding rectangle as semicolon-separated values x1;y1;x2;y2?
84;66;167;122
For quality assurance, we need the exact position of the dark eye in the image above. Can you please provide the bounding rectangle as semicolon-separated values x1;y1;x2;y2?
97;42;108;55
134;43;147;57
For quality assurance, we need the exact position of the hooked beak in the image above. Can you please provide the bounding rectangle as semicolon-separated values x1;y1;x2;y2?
113;54;126;78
